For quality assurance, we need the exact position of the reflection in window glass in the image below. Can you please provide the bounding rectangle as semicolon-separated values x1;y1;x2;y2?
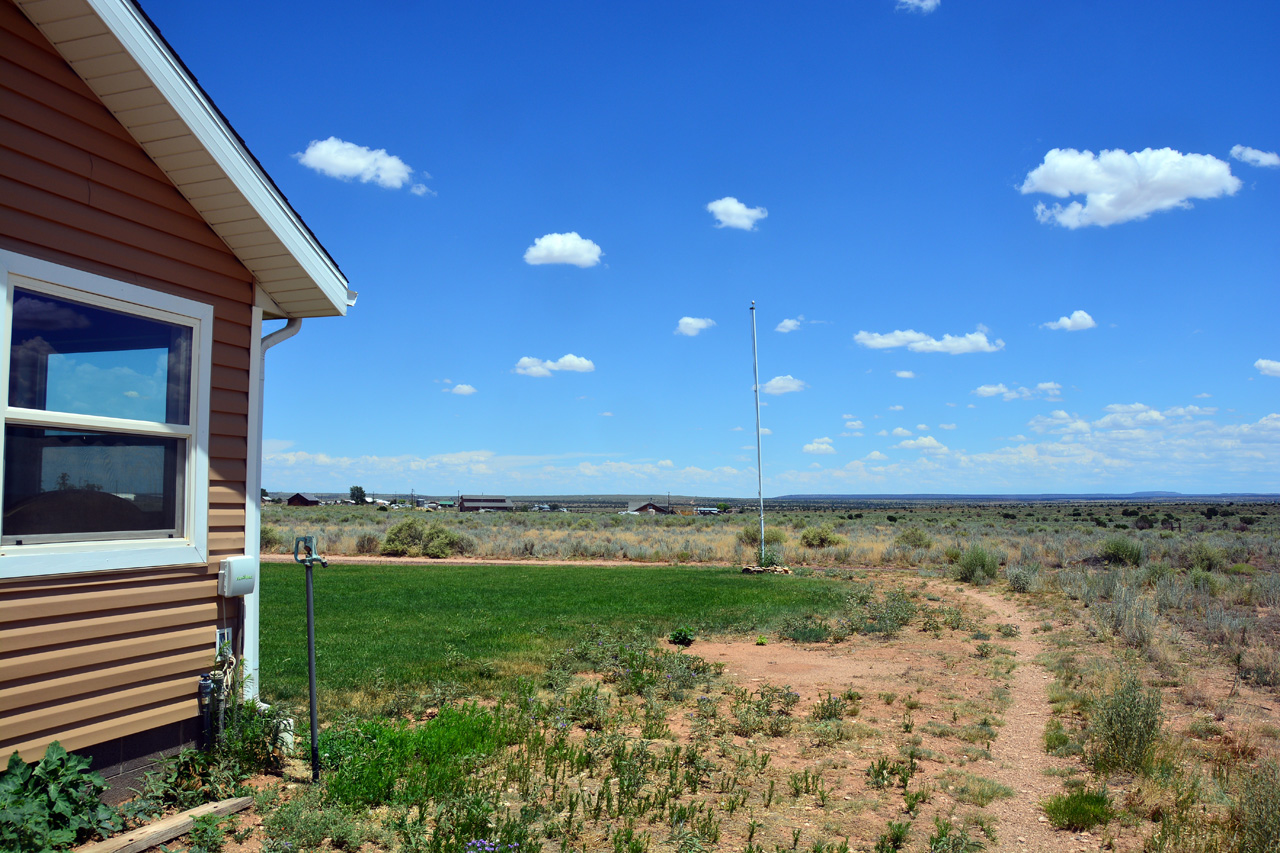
2;426;184;541
8;289;191;425
46;349;171;423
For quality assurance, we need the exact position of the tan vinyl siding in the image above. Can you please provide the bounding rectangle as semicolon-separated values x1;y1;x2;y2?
0;1;252;762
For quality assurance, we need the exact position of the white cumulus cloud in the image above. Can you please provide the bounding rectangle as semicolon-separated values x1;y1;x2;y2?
1020;147;1241;228
939;423;957;430
761;375;806;394
295;137;425;191
1043;310;1096;331
865;450;889;461
854;327;1003;354
803;437;837;455
1257;359;1280;377
974;383;1008;397
845;420;864;429
895;370;916;379
676;317;716;336
776;316;803;333
707;196;767;230
446;384;476;395
1231;145;1280;168
514;354;595;377
891;427;912;437
888;405;904;411
895;435;948;453
897;0;940;11
523;232;603;267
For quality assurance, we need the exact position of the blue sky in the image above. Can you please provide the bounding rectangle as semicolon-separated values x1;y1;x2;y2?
147;0;1279;497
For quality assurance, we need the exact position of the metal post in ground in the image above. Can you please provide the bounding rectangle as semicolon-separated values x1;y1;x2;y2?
294;536;327;783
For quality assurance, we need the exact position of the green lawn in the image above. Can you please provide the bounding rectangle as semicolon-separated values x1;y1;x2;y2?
259;563;846;707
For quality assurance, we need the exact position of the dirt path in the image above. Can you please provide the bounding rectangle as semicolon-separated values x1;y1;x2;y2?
959;588;1101;852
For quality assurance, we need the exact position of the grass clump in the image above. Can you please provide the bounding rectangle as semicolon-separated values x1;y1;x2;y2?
1086;671;1163;775
778;612;831;643
739;524;786;547
937;769;1014;806
800;523;846;548
1099;536;1142;566
895;526;933;549
1004;562;1041;593
319;705;511;807
1230;758;1280;853
1042;788;1113;830
953;546;1000;585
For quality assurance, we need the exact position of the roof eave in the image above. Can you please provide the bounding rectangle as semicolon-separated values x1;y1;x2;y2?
22;0;354;319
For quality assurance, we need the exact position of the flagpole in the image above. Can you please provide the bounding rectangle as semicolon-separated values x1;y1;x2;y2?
750;302;765;565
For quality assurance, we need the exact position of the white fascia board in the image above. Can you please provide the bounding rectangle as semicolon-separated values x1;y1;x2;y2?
86;0;352;317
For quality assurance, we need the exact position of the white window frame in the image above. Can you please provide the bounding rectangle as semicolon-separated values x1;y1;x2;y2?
0;250;212;579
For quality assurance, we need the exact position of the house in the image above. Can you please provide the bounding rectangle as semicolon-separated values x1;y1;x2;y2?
628;500;670;515
458;495;513;512
286;493;320;507
0;0;354;788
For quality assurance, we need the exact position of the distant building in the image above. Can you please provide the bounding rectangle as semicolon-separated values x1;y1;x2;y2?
286;493;320;507
458;495;513;512
628;500;670;515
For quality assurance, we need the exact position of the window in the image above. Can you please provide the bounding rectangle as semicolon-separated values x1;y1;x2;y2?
1;251;212;578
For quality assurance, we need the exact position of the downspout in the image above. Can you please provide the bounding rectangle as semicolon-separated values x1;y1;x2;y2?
243;317;301;698
263;317;303;352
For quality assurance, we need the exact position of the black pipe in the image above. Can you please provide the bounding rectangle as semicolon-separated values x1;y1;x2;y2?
198;674;213;749
306;561;320;782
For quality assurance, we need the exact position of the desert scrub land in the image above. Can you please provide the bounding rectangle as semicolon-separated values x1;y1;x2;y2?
260;499;1279;572
155;514;1278;853
33;503;1276;853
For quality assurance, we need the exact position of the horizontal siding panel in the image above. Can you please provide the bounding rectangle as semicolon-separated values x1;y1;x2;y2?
0;176;251;280
0;576;213;622
211;364;250;393
0;209;254;310
4;697;198;763
4;674;199;744
0;113;93;177
0;142;88;202
0;29;107;118
210;411;248;438
0;56;152;163
208;507;245;528
207;530;244;552
209;388;249;416
0;601;215;654
212;341;251;371
210;483;248;504
2;624;210;681
1;647;212;715
0;564;212;597
210;434;247;459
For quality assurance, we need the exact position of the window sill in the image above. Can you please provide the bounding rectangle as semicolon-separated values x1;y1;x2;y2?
0;539;208;580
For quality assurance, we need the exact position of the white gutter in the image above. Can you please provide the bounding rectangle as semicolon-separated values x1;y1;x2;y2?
243;317;302;697
263;318;303;352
